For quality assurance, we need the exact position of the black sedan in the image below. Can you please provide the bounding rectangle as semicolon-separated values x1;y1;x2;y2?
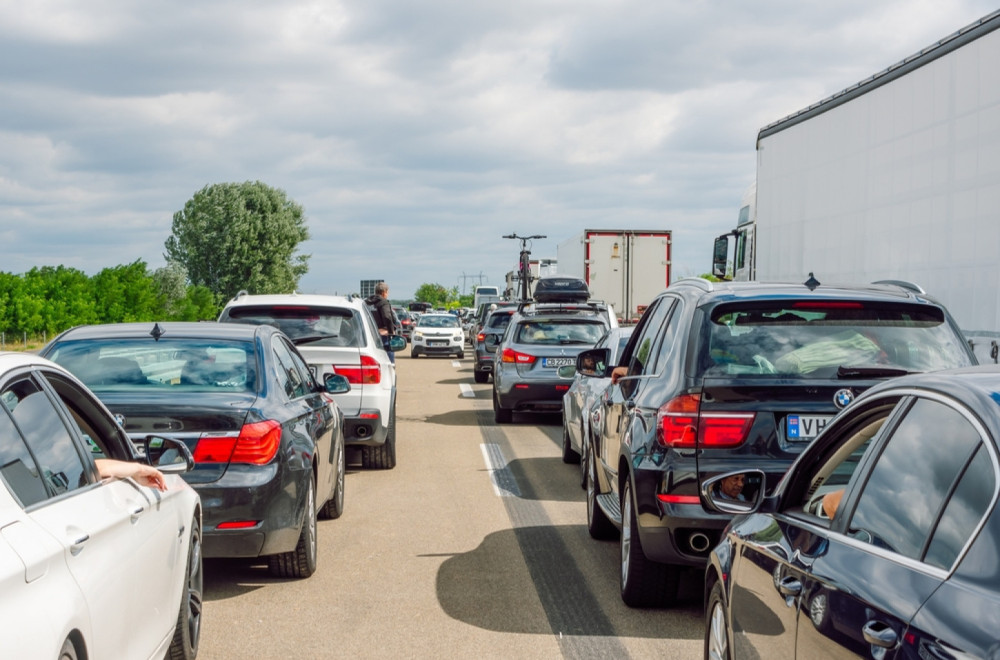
41;322;350;579
703;365;1000;660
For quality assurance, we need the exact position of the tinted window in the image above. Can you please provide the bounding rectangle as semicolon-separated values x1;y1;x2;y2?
924;443;995;570
627;298;674;375
848;399;984;562
0;405;48;507
46;338;256;392
272;338;309;399
2;377;87;502
226;305;362;348
701;302;971;379
485;312;514;330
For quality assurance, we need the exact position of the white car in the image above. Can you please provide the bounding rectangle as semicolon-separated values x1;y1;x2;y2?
410;313;465;359
219;292;406;469
0;352;201;660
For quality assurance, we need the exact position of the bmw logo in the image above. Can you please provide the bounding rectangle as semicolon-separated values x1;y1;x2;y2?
834;389;854;409
114;413;126;427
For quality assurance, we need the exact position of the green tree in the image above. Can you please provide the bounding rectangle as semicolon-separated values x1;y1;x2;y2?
92;261;164;323
413;283;450;308
165;181;310;302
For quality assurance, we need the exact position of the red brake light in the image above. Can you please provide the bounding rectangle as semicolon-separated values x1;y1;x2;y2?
501;348;537;364
656;394;754;448
477;333;485;342
333;355;381;384
193;420;282;465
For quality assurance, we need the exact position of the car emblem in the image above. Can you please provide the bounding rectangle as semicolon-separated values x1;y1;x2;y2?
114;413;127;427
833;389;854;409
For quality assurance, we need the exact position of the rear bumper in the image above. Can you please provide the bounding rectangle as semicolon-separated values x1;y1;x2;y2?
495;381;571;412
343;409;389;446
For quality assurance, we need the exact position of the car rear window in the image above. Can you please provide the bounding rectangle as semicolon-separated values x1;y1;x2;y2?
699;301;973;379
224;305;362;348
45;339;256;392
514;320;606;346
486;312;514;330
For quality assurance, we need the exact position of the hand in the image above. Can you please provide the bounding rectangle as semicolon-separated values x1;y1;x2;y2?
610;366;628;385
95;459;168;491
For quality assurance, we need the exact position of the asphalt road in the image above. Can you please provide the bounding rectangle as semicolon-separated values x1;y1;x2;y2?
196;344;706;659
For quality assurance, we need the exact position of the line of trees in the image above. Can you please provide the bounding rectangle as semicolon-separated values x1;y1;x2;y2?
0;261;218;337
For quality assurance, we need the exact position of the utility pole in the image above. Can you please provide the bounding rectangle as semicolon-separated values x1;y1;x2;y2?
459;272;488;295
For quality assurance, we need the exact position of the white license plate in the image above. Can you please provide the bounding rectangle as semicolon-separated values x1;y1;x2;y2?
543;357;574;368
787;414;833;441
428;340;447;346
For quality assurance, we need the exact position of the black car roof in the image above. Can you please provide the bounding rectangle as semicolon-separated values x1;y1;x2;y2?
50;321;271;342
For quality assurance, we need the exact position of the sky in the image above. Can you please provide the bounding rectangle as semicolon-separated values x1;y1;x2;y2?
2;1;998;300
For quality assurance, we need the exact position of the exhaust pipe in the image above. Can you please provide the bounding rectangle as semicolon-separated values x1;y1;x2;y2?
688;532;711;554
355;425;370;438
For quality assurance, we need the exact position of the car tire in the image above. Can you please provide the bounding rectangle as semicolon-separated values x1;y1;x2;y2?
579;422;589;490
268;474;317;579
362;403;397;469
620;478;678;607
59;638;78;660
168;516;203;660
561;424;580;464
457;351;465;359
474;370;489;384
586;452;617;540
319;436;346;520
411;350;420;358
493;388;512;424
705;580;731;660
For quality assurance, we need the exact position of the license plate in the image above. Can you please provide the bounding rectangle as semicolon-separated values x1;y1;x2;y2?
543;357;574;368
787;414;833;441
428;340;446;346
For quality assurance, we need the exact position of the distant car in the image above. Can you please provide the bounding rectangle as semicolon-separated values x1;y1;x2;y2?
396;310;415;342
473;305;517;383
577;277;976;607
491;301;612;423
561;326;634;484
704;365;1000;660
41;321;351;578
217;292;406;469
411;313;465;359
0;351;201;660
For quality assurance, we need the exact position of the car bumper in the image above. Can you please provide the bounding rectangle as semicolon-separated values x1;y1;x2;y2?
474;353;494;372
495;381;572;412
343;409;389;446
193;462;309;559
412;340;463;355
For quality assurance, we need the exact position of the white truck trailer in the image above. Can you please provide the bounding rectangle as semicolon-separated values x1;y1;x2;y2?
558;229;672;323
713;10;1000;361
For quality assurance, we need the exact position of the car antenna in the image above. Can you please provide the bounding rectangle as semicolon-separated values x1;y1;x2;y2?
150;323;165;341
804;273;821;291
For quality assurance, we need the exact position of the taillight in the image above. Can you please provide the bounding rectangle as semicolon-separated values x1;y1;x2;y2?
501;348;537;364
193;419;282;465
333;355;381;385
656;394;754;448
477;332;485;342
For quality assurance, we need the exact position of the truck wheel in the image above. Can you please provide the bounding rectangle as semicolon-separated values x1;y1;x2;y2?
620;478;678;607
268;475;317;579
586;452;617;540
474;370;489;384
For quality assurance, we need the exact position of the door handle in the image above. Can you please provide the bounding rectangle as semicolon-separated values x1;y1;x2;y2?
862;620;898;648
130;504;145;523
778;576;802;597
70;533;90;556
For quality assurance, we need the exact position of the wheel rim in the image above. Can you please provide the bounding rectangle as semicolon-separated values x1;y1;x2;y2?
307;479;317;559
335;438;345;504
186;528;204;650
580;422;589;485
708;600;728;660
810;593;827;628
586;454;597;521
621;482;632;586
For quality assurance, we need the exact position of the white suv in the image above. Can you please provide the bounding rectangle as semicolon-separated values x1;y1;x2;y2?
219;292;406;469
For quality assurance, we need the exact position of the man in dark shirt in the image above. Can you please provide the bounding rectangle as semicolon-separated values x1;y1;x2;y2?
366;282;397;363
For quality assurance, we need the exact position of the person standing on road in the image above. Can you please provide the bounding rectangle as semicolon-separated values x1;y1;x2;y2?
367;281;397;363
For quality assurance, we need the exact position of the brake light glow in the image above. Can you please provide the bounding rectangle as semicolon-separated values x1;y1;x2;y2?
656;394;754;448
193;420;282;465
477;333;485;342
501;348;537;364
216;520;259;530
657;494;701;504
333;355;381;385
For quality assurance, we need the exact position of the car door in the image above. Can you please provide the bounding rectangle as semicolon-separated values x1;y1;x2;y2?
272;337;336;509
1;371;171;659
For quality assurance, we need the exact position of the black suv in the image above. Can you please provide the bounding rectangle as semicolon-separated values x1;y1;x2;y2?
576;276;976;607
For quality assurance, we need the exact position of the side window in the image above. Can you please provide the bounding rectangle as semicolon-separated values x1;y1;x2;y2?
283;340;318;393
847;398;991;565
272;338;308;399
627;298;675;375
648;298;682;374
1;376;89;503
0;406;49;507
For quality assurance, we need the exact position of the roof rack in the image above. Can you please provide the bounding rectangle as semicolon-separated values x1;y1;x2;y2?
872;280;926;295
516;300;609;314
673;277;715;292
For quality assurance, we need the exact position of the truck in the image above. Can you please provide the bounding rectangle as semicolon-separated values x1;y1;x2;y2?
713;9;1000;362
557;229;672;323
472;285;502;310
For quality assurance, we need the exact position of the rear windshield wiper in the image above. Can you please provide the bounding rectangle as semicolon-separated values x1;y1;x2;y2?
292;335;335;345
837;366;914;379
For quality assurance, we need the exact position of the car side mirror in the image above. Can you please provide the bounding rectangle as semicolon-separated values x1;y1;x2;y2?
484;334;501;350
575;347;610;377
324;374;351;394
142;436;195;474
701;469;766;515
387;335;407;351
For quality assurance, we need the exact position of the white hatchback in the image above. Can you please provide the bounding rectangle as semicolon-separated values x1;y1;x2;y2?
410;313;465;359
219;292;406;469
0;352;201;660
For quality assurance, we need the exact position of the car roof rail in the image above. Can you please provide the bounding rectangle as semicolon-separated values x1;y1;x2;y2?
872;279;926;295
674;277;714;292
232;289;249;301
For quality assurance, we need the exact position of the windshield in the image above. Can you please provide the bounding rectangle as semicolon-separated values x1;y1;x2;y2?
45;338;256;393
514;320;606;346
225;305;362;347
699;301;973;379
418;315;460;328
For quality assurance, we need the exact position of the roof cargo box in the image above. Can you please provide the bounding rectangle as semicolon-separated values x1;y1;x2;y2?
533;276;590;303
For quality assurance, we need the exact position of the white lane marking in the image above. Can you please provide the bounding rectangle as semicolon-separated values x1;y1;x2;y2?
480;443;518;497
459;383;475;398
452;360;462;368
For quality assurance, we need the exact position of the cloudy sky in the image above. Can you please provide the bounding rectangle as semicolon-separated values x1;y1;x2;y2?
2;1;997;299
